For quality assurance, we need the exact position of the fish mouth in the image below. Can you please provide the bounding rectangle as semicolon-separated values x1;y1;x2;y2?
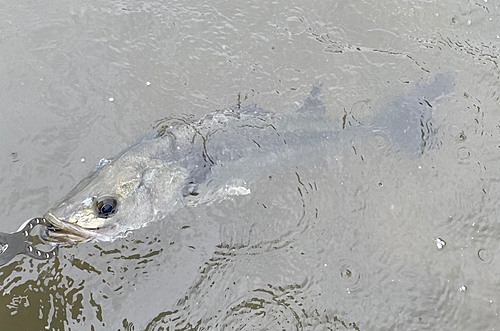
43;213;99;244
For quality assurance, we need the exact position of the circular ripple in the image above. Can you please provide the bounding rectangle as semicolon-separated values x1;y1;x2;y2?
447;124;461;137
478;248;494;263
456;146;471;163
334;258;368;294
369;130;391;150
219;286;306;331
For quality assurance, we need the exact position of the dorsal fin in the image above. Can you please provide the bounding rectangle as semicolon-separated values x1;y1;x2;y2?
297;83;326;118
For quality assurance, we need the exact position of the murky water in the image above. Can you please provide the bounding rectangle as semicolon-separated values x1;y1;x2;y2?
1;0;500;330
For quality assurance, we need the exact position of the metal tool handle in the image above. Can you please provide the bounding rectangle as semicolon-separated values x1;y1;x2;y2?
0;218;58;267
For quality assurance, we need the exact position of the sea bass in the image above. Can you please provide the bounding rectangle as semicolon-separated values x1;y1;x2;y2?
43;75;453;243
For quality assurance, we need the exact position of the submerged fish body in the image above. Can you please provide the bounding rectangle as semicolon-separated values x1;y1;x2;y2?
44;75;453;243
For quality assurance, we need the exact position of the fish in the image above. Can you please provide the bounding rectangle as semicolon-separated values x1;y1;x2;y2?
43;75;453;244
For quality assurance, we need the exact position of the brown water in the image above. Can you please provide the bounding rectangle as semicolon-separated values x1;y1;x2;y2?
1;0;500;330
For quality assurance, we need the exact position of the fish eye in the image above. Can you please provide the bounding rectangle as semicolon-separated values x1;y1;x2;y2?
95;197;117;218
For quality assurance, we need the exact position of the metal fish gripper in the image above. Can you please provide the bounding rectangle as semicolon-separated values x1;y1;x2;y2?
0;217;58;267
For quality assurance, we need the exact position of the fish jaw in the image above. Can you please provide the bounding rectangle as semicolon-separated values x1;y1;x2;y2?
43;212;111;244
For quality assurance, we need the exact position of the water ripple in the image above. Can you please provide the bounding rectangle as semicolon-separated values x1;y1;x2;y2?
219;283;307;331
334;258;368;294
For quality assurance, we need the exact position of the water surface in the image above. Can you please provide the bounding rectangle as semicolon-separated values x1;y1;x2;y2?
1;0;500;330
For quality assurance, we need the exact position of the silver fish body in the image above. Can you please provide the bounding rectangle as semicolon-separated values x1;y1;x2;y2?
44;76;453;243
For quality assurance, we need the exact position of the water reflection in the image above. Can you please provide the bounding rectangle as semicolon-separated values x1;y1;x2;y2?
0;233;171;330
0;258;80;330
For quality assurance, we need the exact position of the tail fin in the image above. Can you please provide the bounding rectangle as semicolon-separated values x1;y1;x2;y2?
372;74;454;155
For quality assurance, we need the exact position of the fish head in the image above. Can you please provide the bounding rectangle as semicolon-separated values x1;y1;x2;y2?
43;142;188;243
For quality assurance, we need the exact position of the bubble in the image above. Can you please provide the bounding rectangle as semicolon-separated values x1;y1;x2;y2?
435;238;446;250
146;81;151;86
457;131;467;142
108;97;115;102
80;157;85;163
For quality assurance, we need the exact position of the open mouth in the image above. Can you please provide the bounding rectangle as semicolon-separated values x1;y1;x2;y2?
42;213;99;244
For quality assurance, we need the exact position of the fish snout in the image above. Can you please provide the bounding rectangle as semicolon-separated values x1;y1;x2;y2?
42;212;97;244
